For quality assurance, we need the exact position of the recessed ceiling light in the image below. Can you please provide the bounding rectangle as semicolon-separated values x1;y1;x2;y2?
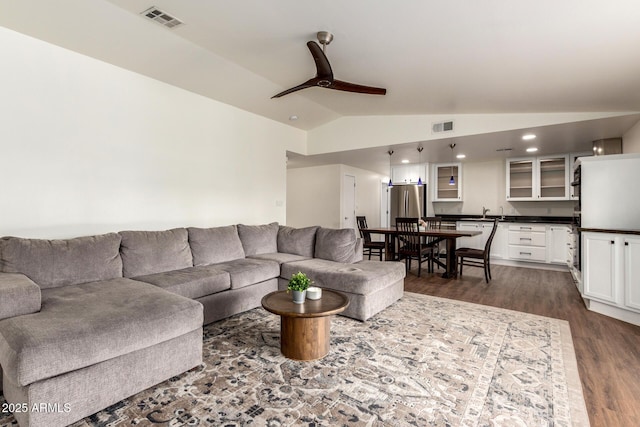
456;154;466;159
401;159;410;164
522;134;536;141
526;147;538;153
288;115;298;121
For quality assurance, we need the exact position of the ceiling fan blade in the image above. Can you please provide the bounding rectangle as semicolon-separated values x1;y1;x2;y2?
271;79;316;98
330;79;387;95
306;41;333;79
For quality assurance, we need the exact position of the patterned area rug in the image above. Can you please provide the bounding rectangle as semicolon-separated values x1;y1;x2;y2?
0;292;589;427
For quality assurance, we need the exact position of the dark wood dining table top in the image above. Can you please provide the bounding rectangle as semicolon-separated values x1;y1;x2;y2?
362;227;482;238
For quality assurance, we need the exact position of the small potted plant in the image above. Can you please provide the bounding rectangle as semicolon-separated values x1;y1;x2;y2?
287;271;312;304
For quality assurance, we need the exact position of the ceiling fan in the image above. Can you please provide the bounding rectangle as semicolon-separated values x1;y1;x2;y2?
271;31;387;99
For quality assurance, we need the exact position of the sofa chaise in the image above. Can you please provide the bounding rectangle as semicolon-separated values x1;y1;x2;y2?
0;222;405;426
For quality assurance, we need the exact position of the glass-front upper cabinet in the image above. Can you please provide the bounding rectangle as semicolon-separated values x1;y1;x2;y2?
537;155;569;200
432;163;462;201
506;155;570;201
506;158;535;200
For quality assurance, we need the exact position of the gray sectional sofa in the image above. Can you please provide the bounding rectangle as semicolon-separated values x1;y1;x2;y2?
0;222;405;427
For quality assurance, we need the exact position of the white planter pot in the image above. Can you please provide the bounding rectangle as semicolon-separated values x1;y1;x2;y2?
291;290;306;304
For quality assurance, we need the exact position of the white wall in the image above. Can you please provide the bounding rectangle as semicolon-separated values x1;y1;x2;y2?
0;26;306;238
286;165;341;228
340;165;385;228
432;159;574;217
623;119;640;153
286;164;385;229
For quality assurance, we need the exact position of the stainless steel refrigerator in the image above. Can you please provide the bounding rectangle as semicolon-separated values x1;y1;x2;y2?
389;184;428;226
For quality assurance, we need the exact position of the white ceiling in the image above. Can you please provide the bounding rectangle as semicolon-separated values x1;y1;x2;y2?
2;0;640;169
288;114;640;174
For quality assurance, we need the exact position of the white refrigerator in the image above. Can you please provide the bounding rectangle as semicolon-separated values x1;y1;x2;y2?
578;153;640;229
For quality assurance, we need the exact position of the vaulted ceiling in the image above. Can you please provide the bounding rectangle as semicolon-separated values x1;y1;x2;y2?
2;0;640;167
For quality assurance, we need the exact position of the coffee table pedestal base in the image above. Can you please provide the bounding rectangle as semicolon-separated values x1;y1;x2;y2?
280;316;330;361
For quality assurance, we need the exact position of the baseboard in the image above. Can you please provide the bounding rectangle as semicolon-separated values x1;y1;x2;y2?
490;258;569;272
585;299;640;327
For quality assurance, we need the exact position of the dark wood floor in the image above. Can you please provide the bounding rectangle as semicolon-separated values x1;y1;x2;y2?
404;263;640;427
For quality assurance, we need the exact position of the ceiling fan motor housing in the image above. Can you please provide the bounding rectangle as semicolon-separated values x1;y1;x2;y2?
317;31;334;46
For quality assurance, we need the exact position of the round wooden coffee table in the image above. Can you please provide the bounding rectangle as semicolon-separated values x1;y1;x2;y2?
261;289;349;361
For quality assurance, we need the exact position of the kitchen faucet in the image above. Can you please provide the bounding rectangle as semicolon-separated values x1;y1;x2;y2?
482;206;490;218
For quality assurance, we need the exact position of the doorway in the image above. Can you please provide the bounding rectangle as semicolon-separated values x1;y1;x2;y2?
342;174;356;229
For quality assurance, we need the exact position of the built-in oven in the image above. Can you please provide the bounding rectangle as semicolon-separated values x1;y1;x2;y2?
570;222;581;272
570;164;581;272
571;164;581;215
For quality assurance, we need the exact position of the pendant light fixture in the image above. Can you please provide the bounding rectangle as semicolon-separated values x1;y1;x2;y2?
449;143;456;186
387;150;394;187
417;146;424;186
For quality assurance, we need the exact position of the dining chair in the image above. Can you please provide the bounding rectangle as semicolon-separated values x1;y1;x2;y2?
395;217;432;277
421;216;443;271
456;218;499;283
356;216;384;260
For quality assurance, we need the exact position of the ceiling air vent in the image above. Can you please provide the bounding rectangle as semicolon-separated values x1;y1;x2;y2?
432;120;454;134
141;6;183;29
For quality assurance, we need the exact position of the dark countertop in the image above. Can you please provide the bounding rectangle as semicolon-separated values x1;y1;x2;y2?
437;214;575;225
579;228;640;236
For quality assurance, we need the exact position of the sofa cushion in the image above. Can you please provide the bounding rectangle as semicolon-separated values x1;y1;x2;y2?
277;225;318;257
119;228;193;278
188;225;245;266
0;273;41;321
314;227;362;264
237;222;278;256
0;278;202;387
133;265;231;299
212;258;280;289
249;252;310;265
280;259;406;295
0;233;123;289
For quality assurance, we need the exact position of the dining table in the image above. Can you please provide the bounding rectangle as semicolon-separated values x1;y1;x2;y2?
361;227;482;278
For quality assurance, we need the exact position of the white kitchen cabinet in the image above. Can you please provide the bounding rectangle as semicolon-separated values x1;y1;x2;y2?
455;220;504;258
624;236;640;311
581;232;640;326
456;222;482;249
506;224;547;262
548;225;570;265
506;155;569;201
490;223;507;259
392;164;427;185
432;163;462;201
537;155;570;200
582;232;640;321
456;221;572;265
583;233;617;304
506;158;535;201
